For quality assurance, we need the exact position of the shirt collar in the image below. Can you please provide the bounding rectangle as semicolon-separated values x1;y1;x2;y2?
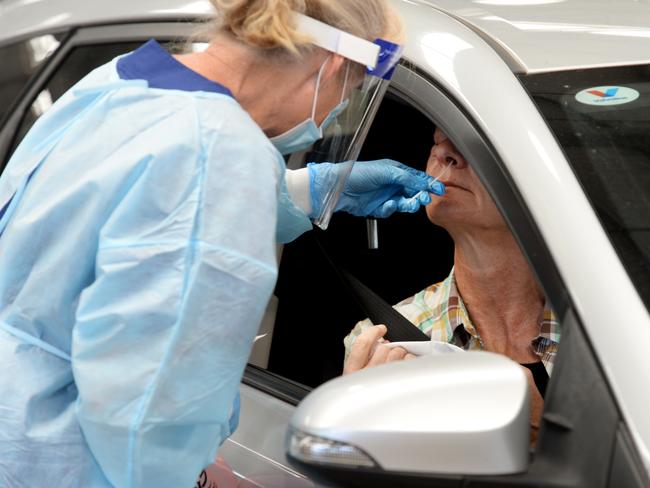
537;306;561;343
116;39;234;97
445;270;477;339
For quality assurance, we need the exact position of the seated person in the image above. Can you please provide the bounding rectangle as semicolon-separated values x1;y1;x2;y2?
343;128;560;444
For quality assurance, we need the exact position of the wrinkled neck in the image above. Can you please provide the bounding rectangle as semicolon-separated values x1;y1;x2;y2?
451;227;544;341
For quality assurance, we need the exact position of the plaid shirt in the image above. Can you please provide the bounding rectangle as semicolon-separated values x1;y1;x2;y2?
344;269;561;375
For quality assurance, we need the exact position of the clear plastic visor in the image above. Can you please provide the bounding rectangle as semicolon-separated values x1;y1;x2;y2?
288;38;403;229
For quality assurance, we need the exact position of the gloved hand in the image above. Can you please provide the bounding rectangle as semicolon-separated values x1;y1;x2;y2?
308;159;445;219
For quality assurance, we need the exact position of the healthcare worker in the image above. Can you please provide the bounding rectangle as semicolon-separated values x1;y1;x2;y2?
0;1;444;487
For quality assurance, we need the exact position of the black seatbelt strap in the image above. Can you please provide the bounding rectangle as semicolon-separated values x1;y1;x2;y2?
521;362;549;398
315;239;430;342
338;267;431;342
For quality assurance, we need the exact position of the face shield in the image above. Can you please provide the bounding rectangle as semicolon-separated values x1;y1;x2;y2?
287;14;403;229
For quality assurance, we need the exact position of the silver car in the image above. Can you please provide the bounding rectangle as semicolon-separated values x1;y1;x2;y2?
1;0;649;486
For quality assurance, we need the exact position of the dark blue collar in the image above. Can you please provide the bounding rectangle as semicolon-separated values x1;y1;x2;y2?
117;39;234;97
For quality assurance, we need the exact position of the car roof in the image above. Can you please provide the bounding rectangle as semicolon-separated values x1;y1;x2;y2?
1;0;649;74
422;0;650;73
0;0;214;46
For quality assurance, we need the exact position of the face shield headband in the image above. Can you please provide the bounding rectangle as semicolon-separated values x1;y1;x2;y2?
289;13;404;229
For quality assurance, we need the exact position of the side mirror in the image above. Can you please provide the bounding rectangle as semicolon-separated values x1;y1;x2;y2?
287;352;529;487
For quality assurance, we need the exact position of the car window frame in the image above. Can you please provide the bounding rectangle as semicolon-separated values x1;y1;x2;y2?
244;61;574;406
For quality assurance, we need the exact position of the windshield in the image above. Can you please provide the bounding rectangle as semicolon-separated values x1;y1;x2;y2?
521;65;650;311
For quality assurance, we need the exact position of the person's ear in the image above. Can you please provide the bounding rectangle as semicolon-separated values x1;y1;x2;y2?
320;54;346;85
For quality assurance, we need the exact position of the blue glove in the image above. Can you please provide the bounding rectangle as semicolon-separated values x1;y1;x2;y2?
308;159;445;219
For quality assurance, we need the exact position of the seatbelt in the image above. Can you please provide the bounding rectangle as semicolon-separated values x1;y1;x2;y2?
315;239;430;342
336;267;430;342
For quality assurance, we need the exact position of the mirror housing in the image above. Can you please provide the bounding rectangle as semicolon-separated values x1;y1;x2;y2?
287;352;529;483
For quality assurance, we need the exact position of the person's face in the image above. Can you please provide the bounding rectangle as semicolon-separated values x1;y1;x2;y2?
272;54;354;136
425;128;506;232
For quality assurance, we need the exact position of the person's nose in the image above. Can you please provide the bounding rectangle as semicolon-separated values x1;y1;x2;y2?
428;144;467;174
437;144;468;170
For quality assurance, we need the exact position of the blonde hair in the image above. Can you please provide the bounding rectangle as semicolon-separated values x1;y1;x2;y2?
208;0;404;57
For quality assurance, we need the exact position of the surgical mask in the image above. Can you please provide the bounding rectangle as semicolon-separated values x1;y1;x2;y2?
270;58;350;155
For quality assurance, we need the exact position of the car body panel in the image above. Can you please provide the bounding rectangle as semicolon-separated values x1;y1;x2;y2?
0;0;213;45
393;0;650;473
5;0;648;73
220;384;314;486
420;0;650;73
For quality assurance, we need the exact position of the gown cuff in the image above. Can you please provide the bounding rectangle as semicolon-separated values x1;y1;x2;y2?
284;168;312;217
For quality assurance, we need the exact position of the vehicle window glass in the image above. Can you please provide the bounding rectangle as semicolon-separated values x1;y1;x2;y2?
10;40;190;153
0;34;64;124
521;65;650;312
11;42;142;151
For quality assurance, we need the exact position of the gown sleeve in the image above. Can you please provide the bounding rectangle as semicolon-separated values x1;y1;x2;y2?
71;100;279;488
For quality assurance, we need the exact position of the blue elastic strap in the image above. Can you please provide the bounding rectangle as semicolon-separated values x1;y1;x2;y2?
366;38;403;81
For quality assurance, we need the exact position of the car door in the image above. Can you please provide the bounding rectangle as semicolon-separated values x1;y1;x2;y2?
321;58;650;487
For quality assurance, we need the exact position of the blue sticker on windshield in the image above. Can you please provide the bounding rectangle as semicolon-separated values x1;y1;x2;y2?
575;86;640;106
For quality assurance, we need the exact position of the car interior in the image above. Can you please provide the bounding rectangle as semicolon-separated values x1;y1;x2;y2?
266;94;454;387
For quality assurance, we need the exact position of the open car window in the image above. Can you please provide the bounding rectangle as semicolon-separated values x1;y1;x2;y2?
263;92;455;388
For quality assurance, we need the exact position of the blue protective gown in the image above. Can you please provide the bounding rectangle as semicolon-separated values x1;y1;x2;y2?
0;40;310;487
